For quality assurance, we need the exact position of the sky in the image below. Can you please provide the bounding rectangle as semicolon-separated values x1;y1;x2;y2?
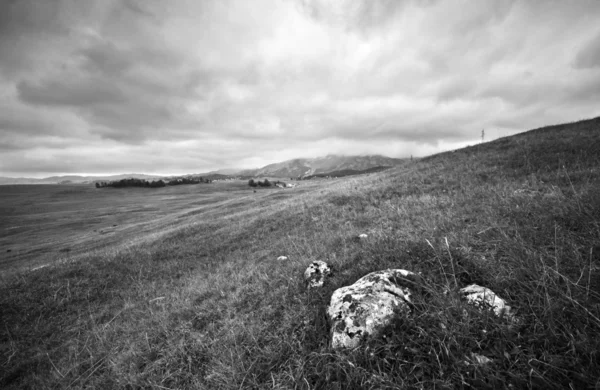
1;0;600;177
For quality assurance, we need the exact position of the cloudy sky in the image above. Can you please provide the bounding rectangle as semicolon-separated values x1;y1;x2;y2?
1;0;600;177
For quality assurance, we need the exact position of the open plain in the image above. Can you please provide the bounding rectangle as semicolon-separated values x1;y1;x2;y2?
0;180;320;275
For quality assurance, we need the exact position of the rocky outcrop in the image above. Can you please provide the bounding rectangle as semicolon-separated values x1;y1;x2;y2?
304;261;332;288
327;269;416;349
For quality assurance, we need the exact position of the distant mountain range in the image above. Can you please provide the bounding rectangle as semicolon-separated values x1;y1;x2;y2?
0;155;405;185
0;173;163;185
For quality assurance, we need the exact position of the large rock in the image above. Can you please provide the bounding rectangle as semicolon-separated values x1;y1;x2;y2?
304;261;332;288
460;284;514;319
327;269;416;349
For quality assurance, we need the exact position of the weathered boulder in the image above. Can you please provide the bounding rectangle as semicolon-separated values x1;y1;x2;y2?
460;284;514;319
277;256;288;261
304;261;332;288
327;269;416;349
358;234;368;239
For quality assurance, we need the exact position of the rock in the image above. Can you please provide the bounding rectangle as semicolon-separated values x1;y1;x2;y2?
304;261;332;288
327;269;416;349
460;284;514;319
358;234;368;239
466;353;492;365
277;256;288;261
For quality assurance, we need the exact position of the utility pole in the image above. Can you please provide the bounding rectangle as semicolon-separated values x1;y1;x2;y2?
481;129;485;143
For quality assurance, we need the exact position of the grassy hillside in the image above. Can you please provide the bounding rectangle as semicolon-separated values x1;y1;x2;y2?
1;117;599;389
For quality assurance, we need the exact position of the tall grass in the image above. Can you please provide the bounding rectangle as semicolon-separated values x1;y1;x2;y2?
1;117;599;389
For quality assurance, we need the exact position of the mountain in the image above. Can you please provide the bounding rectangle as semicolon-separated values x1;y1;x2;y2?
250;155;405;178
206;168;245;175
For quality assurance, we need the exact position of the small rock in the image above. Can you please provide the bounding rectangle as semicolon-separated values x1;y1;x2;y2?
304;261;332;288
358;234;368;239
328;269;417;349
460;284;514;319
467;353;492;365
277;256;288;261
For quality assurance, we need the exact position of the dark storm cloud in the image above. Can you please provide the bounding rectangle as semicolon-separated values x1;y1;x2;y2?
13;30;208;142
1;0;600;177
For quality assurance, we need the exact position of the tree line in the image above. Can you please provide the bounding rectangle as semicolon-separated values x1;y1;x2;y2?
95;177;211;189
248;179;287;187
248;179;271;187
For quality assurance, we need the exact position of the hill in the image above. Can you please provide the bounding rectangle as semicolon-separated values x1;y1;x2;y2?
0;117;599;389
249;154;405;178
302;165;392;179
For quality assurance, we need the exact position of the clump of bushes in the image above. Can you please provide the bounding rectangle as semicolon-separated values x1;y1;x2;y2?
249;179;272;187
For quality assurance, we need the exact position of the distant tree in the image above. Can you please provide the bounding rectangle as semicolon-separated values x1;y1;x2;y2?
257;179;271;187
248;179;257;187
95;182;100;188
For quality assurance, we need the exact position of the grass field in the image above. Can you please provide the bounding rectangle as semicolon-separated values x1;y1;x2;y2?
0;180;320;275
1;117;599;389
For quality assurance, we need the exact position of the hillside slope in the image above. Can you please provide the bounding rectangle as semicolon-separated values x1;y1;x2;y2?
1;117;599;389
250;154;405;178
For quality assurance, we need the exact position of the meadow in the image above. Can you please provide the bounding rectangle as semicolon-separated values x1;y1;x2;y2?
0;180;318;276
1;117;599;389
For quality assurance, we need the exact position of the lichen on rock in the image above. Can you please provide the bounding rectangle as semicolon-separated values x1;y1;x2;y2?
327;269;417;349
